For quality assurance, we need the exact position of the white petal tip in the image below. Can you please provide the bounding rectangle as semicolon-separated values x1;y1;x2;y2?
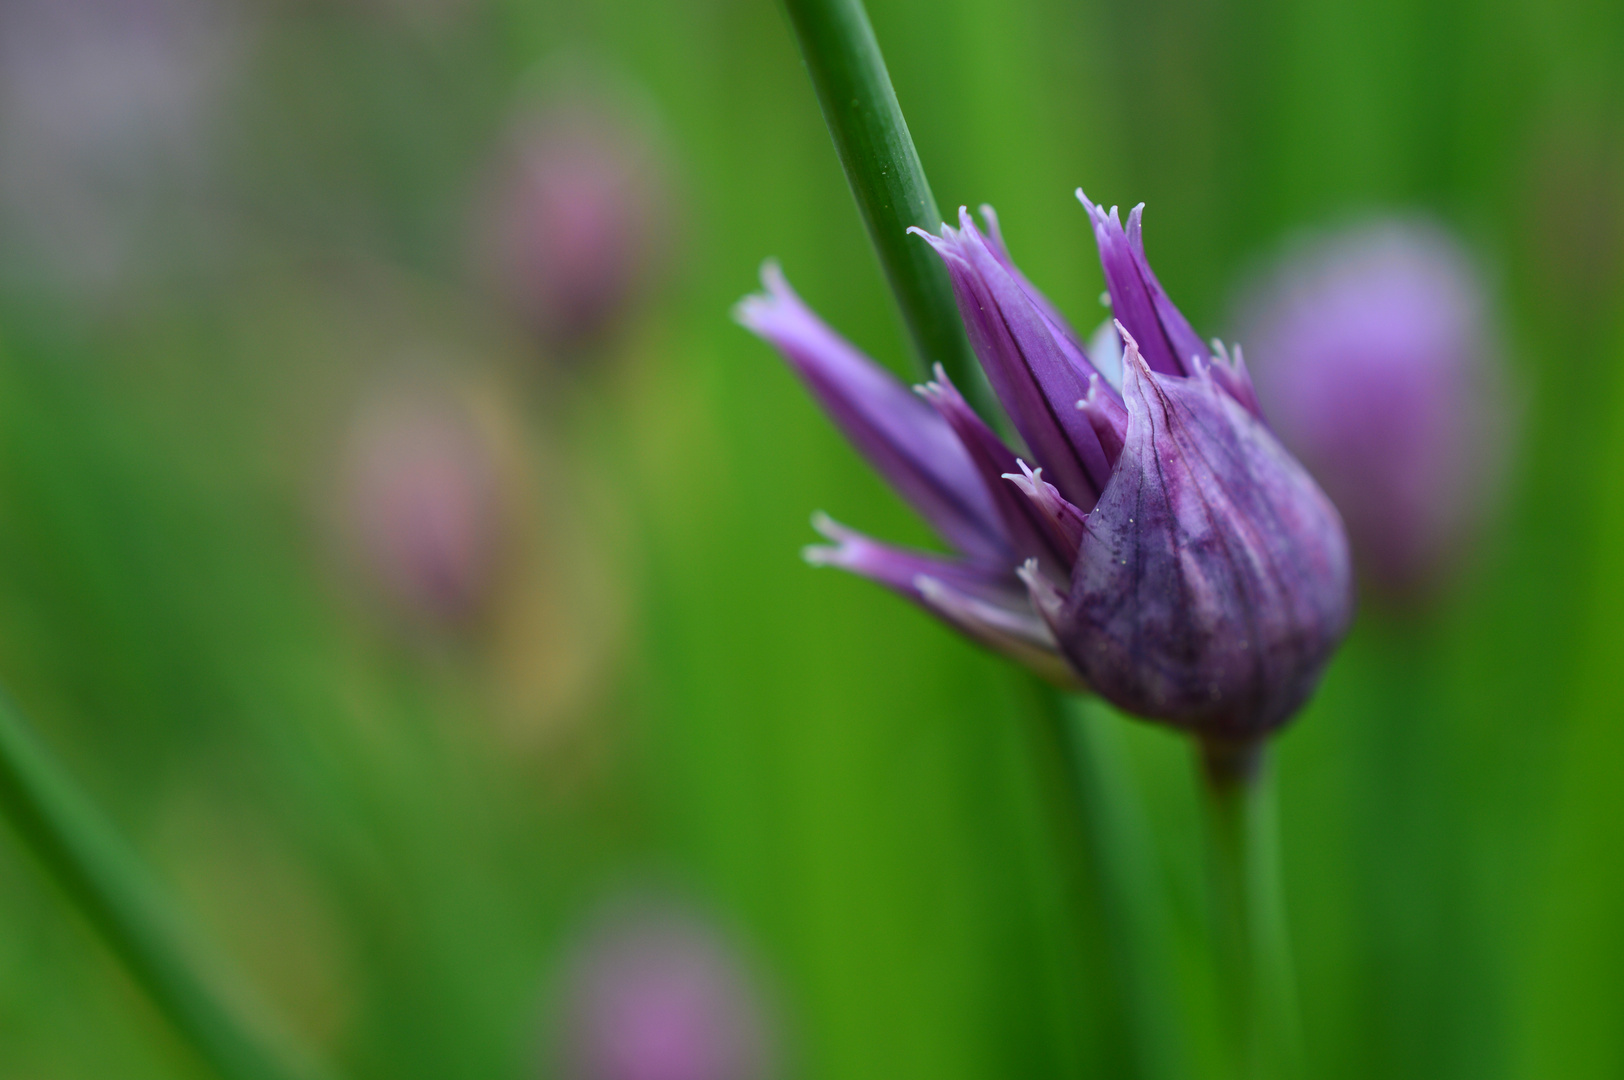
809;510;842;538
802;544;837;567
912;574;946;601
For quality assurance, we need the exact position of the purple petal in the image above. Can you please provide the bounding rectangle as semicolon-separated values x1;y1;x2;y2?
912;209;1118;511
803;514;1084;688
803;512;1020;605
914;575;1084;690
1079;193;1207;379
1002;459;1088;562
975;205;1106;390
1016;557;1068;642
916;365;1078;578
736;263;1009;562
1076;371;1128;465
1125;203;1210;373
1055;331;1353;738
1203;340;1265;419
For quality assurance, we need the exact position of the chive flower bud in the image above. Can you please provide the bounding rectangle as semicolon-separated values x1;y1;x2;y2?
0;0;240;292
548;900;776;1080
738;194;1353;739
336;384;504;626
477;86;665;356
1234;219;1507;599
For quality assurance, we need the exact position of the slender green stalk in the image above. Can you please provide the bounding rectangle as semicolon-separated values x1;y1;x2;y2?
779;0;982;394
1200;739;1300;1080
0;688;318;1080
1055;693;1192;1080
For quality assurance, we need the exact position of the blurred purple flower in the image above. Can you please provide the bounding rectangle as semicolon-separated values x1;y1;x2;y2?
738;195;1353;740
477;85;666;355
549;901;775;1080
0;0;242;292
1234;219;1507;599
337;385;504;626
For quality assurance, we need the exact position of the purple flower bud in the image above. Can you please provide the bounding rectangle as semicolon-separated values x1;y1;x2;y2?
477;82;666;355
336;384;505;626
1054;323;1352;736
0;0;243;293
739;193;1353;738
1233;220;1507;598
548;900;776;1080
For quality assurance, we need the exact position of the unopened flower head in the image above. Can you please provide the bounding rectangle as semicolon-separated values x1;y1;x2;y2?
337;383;505;626
478;81;666;355
0;0;243;293
738;194;1353;740
1235;219;1507;598
548;899;775;1080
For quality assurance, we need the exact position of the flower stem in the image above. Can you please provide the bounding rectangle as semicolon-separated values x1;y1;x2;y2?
1054;693;1192;1080
1200;738;1301;1080
0;688;318;1080
779;0;982;394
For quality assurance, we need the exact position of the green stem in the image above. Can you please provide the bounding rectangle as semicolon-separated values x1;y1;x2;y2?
779;0;982;394
1054;693;1192;1080
0;688;318;1080
1200;738;1300;1080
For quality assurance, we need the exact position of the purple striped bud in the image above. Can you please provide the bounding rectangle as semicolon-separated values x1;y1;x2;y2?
477;85;666;356
1234;219;1507;599
1054;321;1352;737
547;900;776;1080
336;383;505;627
738;193;1354;738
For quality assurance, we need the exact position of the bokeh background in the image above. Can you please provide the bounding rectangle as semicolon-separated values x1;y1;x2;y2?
0;0;1621;1077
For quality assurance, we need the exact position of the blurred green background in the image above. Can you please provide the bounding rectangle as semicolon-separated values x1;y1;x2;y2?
0;0;1621;1077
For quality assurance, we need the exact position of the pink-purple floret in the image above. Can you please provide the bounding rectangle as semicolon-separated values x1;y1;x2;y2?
737;193;1354;738
550;904;774;1080
1236;221;1503;599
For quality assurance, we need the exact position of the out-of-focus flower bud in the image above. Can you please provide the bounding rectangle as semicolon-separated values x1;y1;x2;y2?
548;899;776;1080
476;77;667;356
336;382;505;626
0;0;242;293
1234;219;1508;599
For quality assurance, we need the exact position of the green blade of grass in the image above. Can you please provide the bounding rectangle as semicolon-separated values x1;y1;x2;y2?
0;687;324;1080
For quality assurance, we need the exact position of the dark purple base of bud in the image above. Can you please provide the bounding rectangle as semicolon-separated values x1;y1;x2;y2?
1199;734;1267;788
